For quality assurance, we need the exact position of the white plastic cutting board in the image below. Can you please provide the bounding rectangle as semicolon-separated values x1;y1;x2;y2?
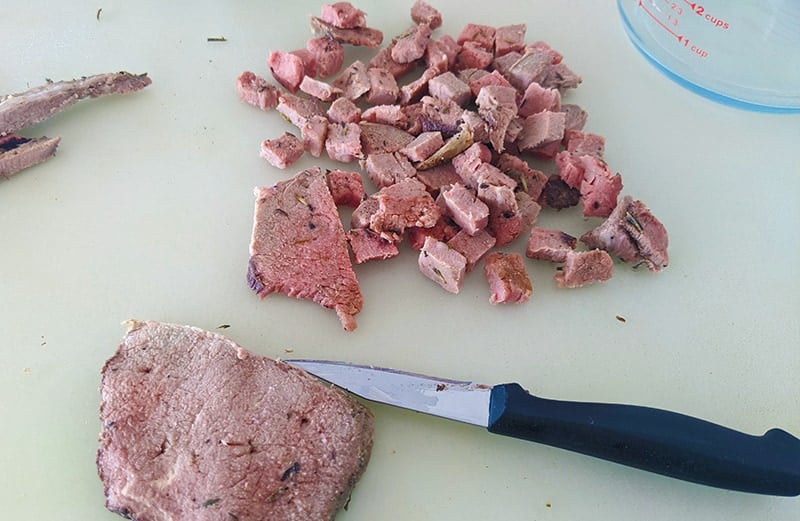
1;1;798;520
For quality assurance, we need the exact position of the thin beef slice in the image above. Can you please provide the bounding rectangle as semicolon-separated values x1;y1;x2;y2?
248;167;363;331
97;320;374;521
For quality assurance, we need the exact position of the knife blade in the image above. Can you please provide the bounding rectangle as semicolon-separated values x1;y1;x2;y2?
286;359;800;497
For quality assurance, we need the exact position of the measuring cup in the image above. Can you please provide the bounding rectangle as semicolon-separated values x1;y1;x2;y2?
617;0;800;113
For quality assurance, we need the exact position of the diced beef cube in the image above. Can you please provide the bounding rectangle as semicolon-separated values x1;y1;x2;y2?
516;191;542;231
301;115;330;158
565;130;605;158
277;92;325;128
370;178;441;241
579;157;623;218
476;85;518;153
554;249;614;288
483;252;532;304
249;167;362;330
440;183;490;235
540;62;582;91
503;51;551;91
517;110;566;153
369;44;418;79
418;236;467;293
487;208;522;247
467;70;514;98
359;122;415;154
289;48;318;78
554;150;584;189
413;161;461;194
460;110;490;144
530;139;561;159
580;196;669;272
526;40;563;64
0;135;61;178
392;23;433;64
348;228;400;264
526;227;577;262
400;131;444;162
306;36;346;78
420;95;463;137
494;24;527;57
321;2;367;29
402;102;425;134
399;66;440;105
454;41;494;71
539;174;580;209
426;35;461;72
407;216;460;250
260;132;305;169
268;51;305;92
236;71;280;110
452;142;492;187
411;0;443;29
457;23;496;51
428;71;472;107
325;122;363;162
361;104;407;127
561;103;588;133
364;151;416;188
299;76;342;101
351;196;379;229
366;67;400;105
518;82;561;117
327;169;365;207
333;60;371;100
447;228;496;272
492;51;522;77
475;162;517;191
327;97;362;124
310;17;384;48
496;153;548;200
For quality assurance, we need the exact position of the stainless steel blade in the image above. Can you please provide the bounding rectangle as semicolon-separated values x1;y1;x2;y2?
286;360;492;427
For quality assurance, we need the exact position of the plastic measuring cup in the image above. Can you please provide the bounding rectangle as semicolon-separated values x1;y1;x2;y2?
617;0;800;113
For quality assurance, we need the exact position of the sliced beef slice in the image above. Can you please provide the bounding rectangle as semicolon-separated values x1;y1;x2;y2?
97;320;374;521
483;252;532;304
248;167;363;331
0;135;61;178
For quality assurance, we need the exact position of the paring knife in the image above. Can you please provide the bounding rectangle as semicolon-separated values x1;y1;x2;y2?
286;360;800;497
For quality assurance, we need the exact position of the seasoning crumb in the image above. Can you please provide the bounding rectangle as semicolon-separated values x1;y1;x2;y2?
207;36;228;42
40;335;47;346
202;498;221;508
216;324;231;329
284;348;294;353
23;367;31;374
545;502;552;508
96;8;102;21
435;383;446;391
615;315;627;323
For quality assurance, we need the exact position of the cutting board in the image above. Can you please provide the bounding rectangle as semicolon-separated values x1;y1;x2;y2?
1;1;798;520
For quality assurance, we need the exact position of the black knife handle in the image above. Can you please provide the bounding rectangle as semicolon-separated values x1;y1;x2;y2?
487;383;800;496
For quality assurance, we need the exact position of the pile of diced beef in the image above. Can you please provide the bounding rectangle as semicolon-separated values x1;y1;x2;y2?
239;1;669;327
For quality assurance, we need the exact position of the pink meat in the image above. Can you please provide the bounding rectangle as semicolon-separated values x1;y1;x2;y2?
451;142;492;187
554;249;614;288
407;217;460;250
361;104;407;127
516;191;542;231
447;228;496;272
454;41;494;71
494;24;527;57
411;0;443;29
369;44;418;79
420;96;463;137
496;153;548;201
400;131;444;163
325;122;363;162
518;82;561;117
561;104;588;133
306;37;346;78
289;48;318;78
363;151;416;188
457;23;496;51
418;236;467;293
483;252;532;304
327;169;365;207
502;50;551;91
276;92;326;128
268;51;305;92
399;66;440;105
366;68;400;105
392;23;433;64
466;70;514;98
301;115;329;158
564;130;605;158
426;35;461;72
579;157;623;218
311;17;384;48
260;132;305;169
321;2;367;29
517;110;566;153
327;97;362;124
236;71;280;110
333;60;371;101
413;161;461;194
348;228;400;264
358;122;415;155
370;178;441;242
526;227;577;263
299;76;341;102
476;85;518;153
249;167;362;331
428;71;473;107
440;183;490;235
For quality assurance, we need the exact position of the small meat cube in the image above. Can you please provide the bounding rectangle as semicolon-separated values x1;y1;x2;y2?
565;130;605;158
325;122;363;162
516;191;542;231
359;122;415;154
236;71;280;110
392;23;433;64
407;216;460;250
488;209;522;247
418;236;467;293
399;66;440;105
333;60;371;100
361;104;407;127
321;2;367;29
348;228;400;264
327;170;365;207
494;24;526;57
366;67;400;105
364;151;416;189
467;70;514;98
277;92;325;128
517;110;566;153
492;51;522;77
310;17;384;48
526;40;563;64
451;142;492;187
268;51;305;92
460;110;490;144
400;131;444;163
518;82;561;117
428;71;472;107
580;196;669;272
289;48;318;78
440;183;490;236
299;76;342;101
306;37;346;78
476;85;518;153
411;0;442;29
301;115;329;157
350;196;379;229
496;153;548;201
504;51;551;91
414;161;461;194
259;132;304;169
483;252;532;304
561;104;588;133
554;150;585;189
579;158;623;218
454;41;494;71
420;96;463;137
369;44;418;79
539;174;580;209
426;35;460;72
457;23;496;51
370;178;441;241
526;227;577;263
541;62;582;91
448;229;496;272
327;97;362;124
554;250;614;288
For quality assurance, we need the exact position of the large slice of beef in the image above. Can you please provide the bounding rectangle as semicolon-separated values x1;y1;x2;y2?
248;167;363;331
97;320;374;521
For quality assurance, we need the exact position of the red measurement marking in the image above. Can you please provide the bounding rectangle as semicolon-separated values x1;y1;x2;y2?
638;0;684;41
